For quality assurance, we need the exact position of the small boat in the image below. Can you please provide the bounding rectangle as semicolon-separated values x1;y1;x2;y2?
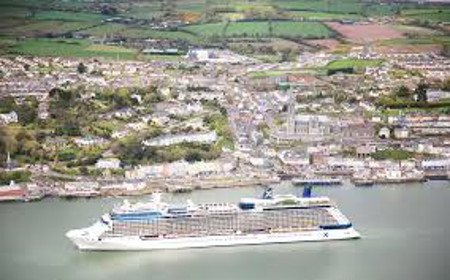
352;179;374;187
292;178;342;186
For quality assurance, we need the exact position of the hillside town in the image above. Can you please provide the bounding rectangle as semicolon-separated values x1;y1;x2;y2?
1;44;450;202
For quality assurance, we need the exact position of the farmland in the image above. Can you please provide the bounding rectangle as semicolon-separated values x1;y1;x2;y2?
272;0;364;14
375;36;450;54
2;20;98;37
183;22;228;38
33;11;107;22
0;0;449;61
287;11;362;21
225;22;270;37
401;8;450;23
326;22;404;43
272;21;333;39
326;59;384;70
6;38;138;60
183;21;333;39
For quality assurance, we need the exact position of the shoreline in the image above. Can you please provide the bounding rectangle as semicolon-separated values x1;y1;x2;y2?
1;174;449;203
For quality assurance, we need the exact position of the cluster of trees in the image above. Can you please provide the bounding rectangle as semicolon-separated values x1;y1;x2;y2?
0;170;31;185
327;67;353;76
441;78;450;91
0;96;38;125
0;126;41;166
47;85;164;138
115;137;221;166
377;82;431;108
97;86;162;109
394;83;428;102
49;87;84;136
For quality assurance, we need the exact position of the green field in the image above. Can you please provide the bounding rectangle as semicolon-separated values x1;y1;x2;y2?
183;22;228;37
7;39;137;60
273;0;401;16
401;8;450;23
183;21;332;39
82;23;200;43
379;36;450;46
272;0;364;14
393;24;442;36
288;11;362;21
81;23;126;36
33;11;106;22
2;20;98;36
122;4;163;20
326;59;384;70
0;6;31;19
272;21;332;38
124;28;200;42
226;21;270;37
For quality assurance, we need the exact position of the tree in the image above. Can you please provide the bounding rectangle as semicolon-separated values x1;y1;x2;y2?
394;85;411;98
415;83;428;102
16;97;38;125
281;50;292;62
101;5;118;15
442;78;450;91
185;151;202;163
77;62;87;74
268;19;273;37
0;97;16;113
0;127;18;160
56;121;81;136
113;88;132;108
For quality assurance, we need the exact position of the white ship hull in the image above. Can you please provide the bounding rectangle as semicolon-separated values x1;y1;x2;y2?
66;223;361;251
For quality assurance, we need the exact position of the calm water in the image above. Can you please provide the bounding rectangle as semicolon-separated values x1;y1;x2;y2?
1;182;450;280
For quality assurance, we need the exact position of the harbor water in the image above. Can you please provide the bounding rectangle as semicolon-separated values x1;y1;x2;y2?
0;181;449;280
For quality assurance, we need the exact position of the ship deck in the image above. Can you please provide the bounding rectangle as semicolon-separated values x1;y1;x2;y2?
101;207;339;239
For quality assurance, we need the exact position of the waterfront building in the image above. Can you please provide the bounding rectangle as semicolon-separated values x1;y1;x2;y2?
421;159;450;171
125;159;236;179
142;131;217;147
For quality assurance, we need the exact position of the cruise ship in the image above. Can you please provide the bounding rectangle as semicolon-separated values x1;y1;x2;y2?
66;187;361;251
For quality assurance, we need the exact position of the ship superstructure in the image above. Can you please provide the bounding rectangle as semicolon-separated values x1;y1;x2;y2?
66;187;360;251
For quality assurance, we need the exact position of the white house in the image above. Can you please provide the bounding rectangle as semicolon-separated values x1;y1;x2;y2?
421;159;450;170
73;136;107;147
143;131;217;147
95;158;121;169
187;49;210;61
0;111;18;125
125;159;235;179
394;127;409;139
378;127;391;139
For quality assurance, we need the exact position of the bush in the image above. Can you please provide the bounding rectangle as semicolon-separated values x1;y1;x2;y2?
371;149;414;161
58;149;77;161
0;170;31;185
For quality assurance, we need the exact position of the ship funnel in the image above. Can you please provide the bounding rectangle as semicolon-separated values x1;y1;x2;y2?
262;187;273;199
303;186;312;198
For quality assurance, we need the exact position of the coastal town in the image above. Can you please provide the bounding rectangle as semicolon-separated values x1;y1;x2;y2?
1;45;450;202
1;0;450;202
